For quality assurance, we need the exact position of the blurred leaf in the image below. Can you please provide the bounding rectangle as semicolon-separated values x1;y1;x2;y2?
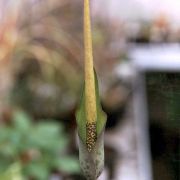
53;157;80;174
24;162;49;180
0;110;79;178
12;111;32;131
28;122;68;151
0;127;9;142
36;122;61;137
0;163;23;180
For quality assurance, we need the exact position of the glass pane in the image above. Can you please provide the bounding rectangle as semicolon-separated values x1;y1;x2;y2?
146;72;180;180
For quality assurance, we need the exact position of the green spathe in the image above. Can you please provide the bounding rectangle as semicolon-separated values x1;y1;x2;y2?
76;70;107;144
76;70;107;179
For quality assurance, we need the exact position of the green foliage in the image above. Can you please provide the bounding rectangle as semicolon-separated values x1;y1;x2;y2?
76;70;107;143
0;163;23;180
0;111;80;179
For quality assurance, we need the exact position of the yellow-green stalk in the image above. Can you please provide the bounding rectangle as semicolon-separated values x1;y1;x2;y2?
84;0;97;152
76;1;107;177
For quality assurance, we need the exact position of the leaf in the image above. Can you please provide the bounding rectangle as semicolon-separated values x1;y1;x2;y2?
53;157;80;173
28;122;68;151
24;162;49;180
0;163;23;180
35;122;61;137
12;111;32;131
76;69;107;144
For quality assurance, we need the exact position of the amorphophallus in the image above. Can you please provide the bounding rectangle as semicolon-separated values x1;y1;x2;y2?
76;0;107;179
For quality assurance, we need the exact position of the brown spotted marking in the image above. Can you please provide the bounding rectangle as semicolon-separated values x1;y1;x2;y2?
86;122;97;152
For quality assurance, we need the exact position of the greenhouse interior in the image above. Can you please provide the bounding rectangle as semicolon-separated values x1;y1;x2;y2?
0;0;179;180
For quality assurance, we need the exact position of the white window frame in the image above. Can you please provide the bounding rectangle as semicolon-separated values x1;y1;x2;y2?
129;43;180;180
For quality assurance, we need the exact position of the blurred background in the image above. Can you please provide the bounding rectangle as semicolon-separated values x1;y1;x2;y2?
0;0;179;179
